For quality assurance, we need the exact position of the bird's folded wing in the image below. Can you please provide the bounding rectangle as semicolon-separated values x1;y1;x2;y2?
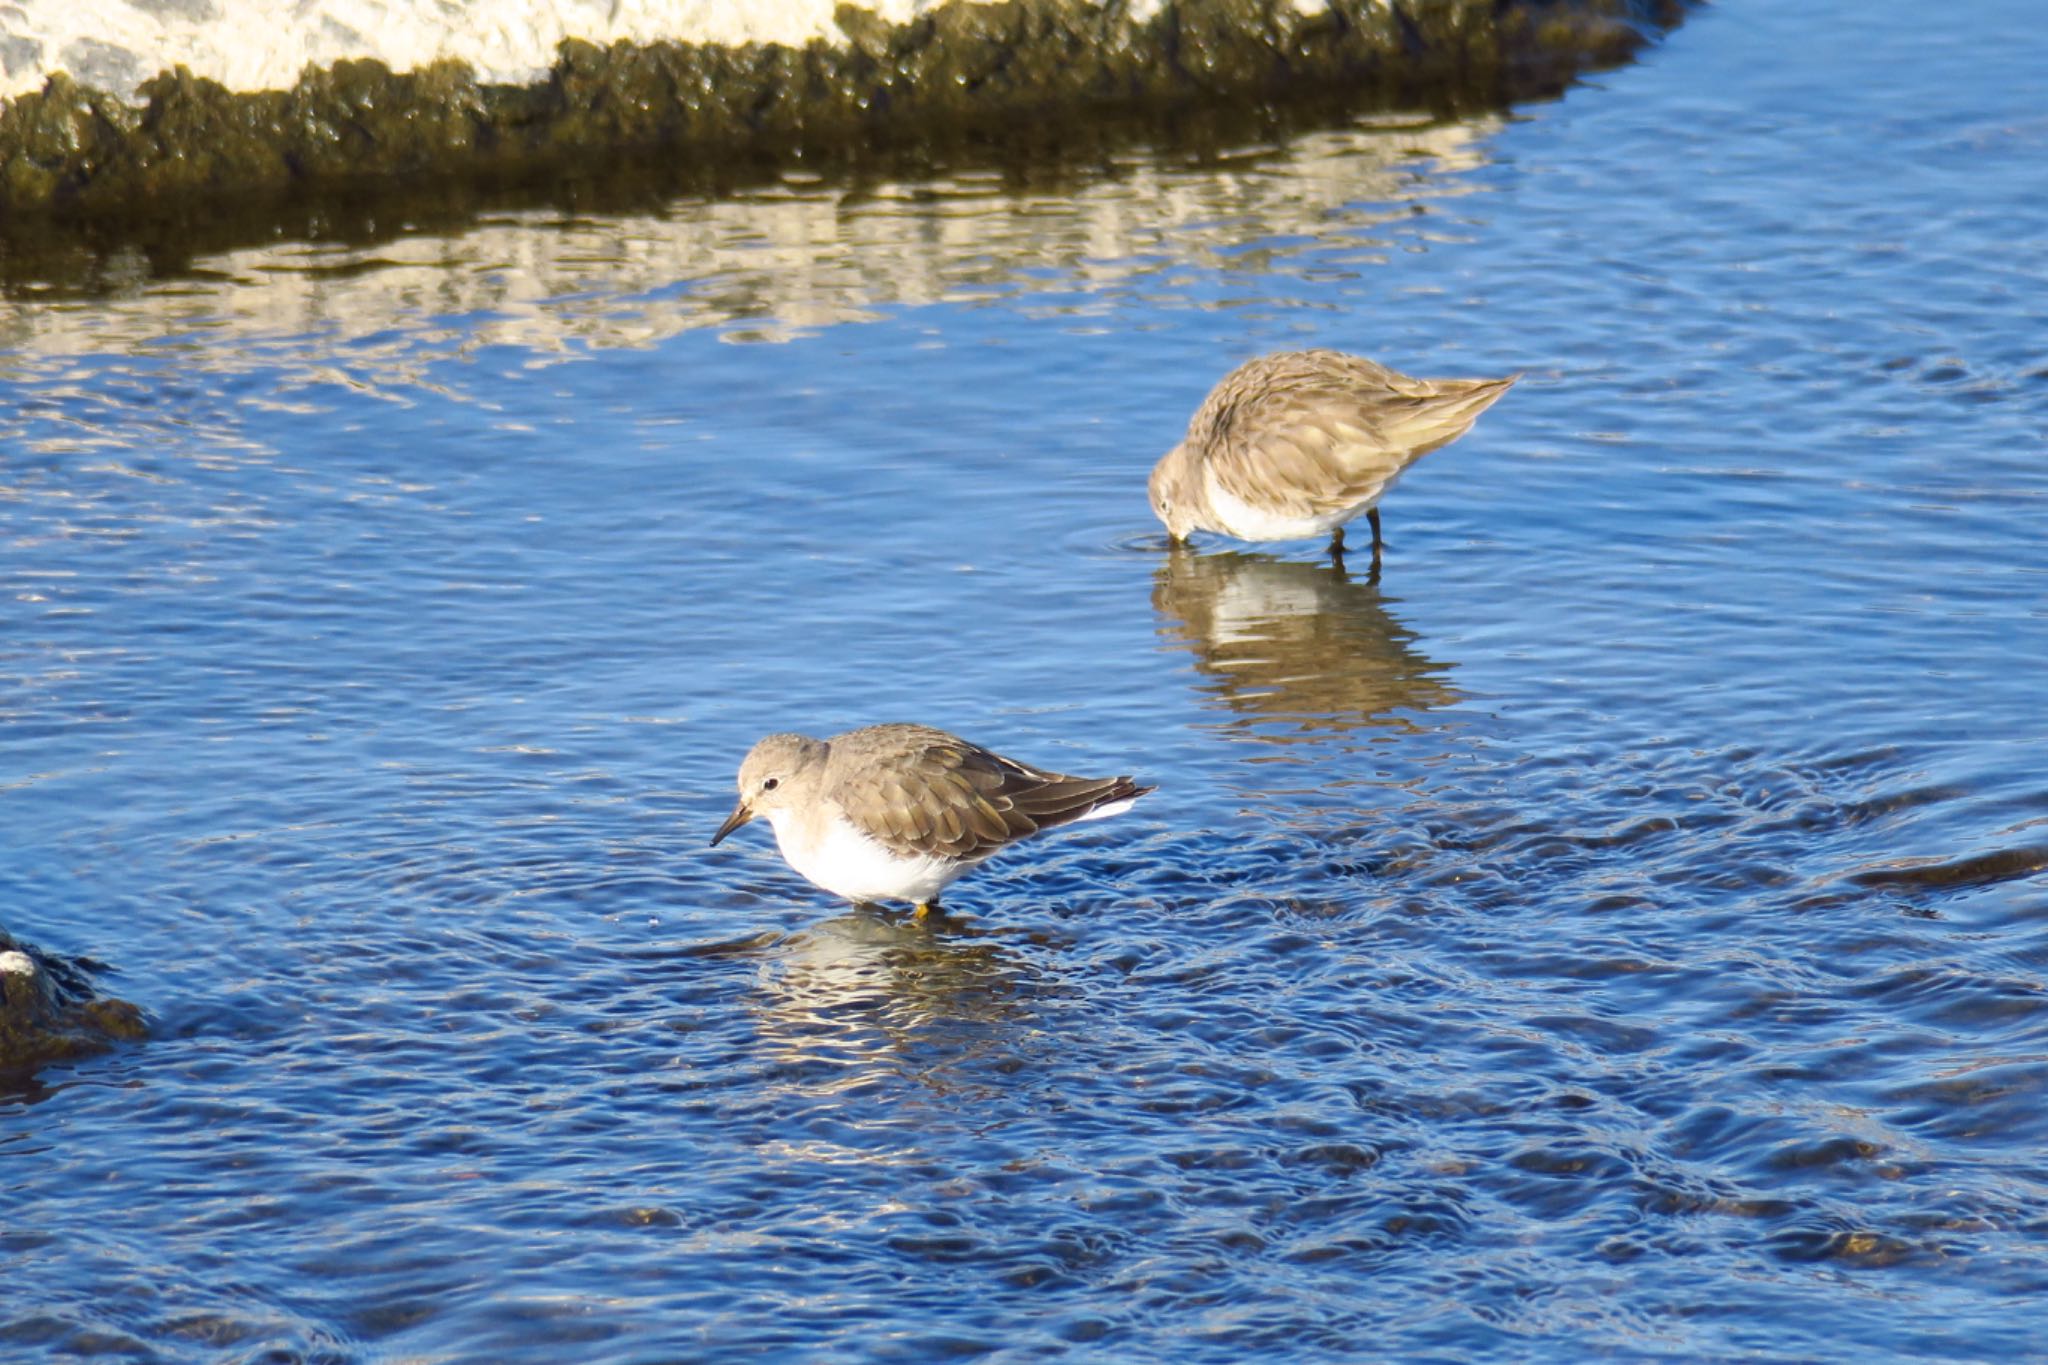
834;733;1134;862
1206;376;1516;520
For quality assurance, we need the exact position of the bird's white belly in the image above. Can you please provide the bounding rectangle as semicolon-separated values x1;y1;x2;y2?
1203;471;1393;541
769;809;968;905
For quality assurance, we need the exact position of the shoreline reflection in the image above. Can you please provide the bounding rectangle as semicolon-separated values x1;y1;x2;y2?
1;114;1500;360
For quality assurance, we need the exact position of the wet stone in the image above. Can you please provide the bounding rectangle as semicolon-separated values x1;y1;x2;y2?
0;929;146;1086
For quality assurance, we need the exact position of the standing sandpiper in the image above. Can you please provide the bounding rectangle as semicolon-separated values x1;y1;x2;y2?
710;723;1153;918
1147;349;1516;564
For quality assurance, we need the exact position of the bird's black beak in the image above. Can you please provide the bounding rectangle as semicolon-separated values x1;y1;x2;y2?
710;801;754;847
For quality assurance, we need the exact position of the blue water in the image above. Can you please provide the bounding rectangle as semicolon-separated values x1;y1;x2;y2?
5;0;2048;1358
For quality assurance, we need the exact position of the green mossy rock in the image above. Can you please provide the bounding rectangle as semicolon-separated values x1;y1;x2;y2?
0;1;1686;225
0;931;146;1086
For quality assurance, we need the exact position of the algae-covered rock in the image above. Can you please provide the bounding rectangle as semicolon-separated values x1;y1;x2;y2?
0;0;1688;226
0;71;135;203
0;930;147;1086
123;65;290;197
282;57;490;179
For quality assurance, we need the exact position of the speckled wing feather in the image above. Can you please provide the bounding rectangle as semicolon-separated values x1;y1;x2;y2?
826;724;1151;863
1192;350;1515;521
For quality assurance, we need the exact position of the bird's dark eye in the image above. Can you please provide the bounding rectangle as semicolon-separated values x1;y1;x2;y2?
762;777;779;792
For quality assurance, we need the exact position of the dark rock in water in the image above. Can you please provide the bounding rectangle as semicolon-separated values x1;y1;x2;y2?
0;929;146;1087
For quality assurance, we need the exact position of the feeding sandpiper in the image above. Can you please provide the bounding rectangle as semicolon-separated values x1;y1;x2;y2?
1148;349;1516;564
710;723;1153;917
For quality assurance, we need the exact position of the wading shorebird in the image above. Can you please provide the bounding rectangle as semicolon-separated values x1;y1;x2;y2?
1148;349;1517;564
710;723;1152;918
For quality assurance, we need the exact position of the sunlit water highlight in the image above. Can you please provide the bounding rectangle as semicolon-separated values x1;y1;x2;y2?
5;1;2047;1359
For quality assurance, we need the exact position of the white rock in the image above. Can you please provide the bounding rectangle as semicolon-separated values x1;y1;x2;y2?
0;949;36;978
0;0;1183;101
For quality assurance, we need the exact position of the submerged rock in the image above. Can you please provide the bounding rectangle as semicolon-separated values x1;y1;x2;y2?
0;930;146;1085
0;0;1688;224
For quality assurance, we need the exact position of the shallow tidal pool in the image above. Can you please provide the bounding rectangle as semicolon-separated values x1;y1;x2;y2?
4;0;2047;1359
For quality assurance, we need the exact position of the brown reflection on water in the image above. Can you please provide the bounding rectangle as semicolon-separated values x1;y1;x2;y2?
0;112;1499;367
749;910;1047;1093
1152;546;1460;743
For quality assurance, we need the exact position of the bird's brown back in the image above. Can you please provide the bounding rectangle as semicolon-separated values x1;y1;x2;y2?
825;724;1151;863
1189;350;1516;519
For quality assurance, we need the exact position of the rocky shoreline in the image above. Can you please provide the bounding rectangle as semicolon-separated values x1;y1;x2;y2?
1;1;1686;225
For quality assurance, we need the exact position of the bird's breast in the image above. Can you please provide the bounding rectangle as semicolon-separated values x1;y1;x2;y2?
771;807;967;904
1203;469;1385;540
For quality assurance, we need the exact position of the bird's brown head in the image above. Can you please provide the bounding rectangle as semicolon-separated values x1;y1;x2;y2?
1148;441;1202;542
710;732;827;846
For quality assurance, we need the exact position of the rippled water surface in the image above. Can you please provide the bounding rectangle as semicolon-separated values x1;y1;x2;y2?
6;1;2048;1359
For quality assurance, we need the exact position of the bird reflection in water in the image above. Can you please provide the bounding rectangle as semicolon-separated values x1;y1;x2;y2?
749;908;1054;1095
1152;545;1460;742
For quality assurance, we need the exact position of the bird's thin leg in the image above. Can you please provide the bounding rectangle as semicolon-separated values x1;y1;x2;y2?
1327;527;1346;562
914;900;939;922
1367;506;1383;553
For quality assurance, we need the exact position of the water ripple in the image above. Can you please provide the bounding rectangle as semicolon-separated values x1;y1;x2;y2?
6;0;2048;1358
